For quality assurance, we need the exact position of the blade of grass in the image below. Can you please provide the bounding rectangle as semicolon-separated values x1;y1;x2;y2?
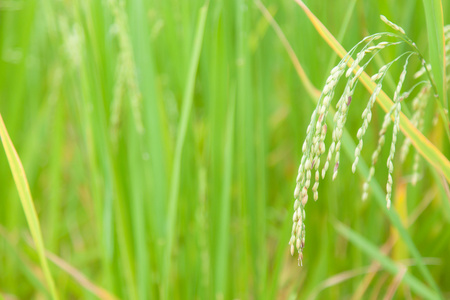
46;101;64;252
205;5;232;298
422;0;447;109
0;227;49;297
214;85;236;297
45;251;118;300
72;3;138;296
162;3;208;299
237;0;266;297
352;189;436;299
432;169;450;222
126;120;149;300
324;0;357;75
334;221;438;300
294;0;450;183
309;257;439;300
128;0;168;249
15;230;119;300
254;0;320;99
0;113;59;300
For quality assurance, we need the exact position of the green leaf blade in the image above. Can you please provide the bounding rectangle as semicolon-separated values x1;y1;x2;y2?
422;0;448;108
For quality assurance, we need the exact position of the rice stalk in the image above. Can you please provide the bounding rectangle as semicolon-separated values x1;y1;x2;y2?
385;54;414;208
290;10;444;264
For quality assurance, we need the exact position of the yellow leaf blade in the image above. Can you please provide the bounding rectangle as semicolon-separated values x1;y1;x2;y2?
0;113;59;300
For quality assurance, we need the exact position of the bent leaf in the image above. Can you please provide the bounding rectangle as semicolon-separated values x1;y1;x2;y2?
0;113;59;299
335;221;438;299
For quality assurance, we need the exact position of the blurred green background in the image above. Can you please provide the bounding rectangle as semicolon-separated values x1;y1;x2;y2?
1;0;450;299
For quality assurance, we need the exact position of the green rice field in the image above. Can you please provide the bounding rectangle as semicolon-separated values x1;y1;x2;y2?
0;0;450;299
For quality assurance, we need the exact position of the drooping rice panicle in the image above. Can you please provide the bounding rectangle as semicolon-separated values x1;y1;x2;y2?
363;54;414;204
360;67;415;201
290;42;366;265
362;104;395;201
353;63;392;173
289;10;448;267
386;54;413;208
291;25;420;264
399;86;429;162
385;102;401;209
330;41;403;180
410;88;430;184
326;44;391;177
289;41;373;263
414;63;432;79
352;51;416;175
352;83;383;173
380;15;406;35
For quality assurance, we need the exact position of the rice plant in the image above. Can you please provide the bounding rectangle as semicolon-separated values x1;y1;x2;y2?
291;4;450;272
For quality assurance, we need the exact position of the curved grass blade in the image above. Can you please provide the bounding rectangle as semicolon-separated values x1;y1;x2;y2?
294;0;450;184
335;221;438;300
255;0;320;99
308;257;440;300
44;249;119;300
0;113;59;300
162;3;209;299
